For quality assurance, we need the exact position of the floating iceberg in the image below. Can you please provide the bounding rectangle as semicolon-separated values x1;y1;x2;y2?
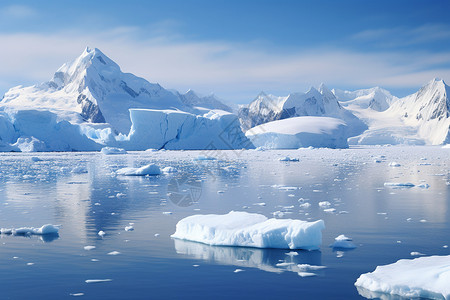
355;255;450;300
246;116;349;149
1;224;60;235
171;211;325;250
116;164;161;176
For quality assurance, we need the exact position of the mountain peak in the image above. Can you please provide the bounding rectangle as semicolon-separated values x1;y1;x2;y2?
318;83;336;100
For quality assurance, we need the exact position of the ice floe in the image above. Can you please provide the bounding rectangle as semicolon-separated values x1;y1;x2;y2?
355;255;450;300
116;164;161;176
1;224;60;235
331;234;357;249
171;211;325;250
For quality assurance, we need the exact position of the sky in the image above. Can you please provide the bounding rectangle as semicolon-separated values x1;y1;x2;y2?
0;0;449;104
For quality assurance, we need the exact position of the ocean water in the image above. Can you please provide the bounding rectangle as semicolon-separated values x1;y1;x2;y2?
0;146;449;299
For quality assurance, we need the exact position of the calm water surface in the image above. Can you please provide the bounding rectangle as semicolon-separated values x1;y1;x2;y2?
0;146;449;299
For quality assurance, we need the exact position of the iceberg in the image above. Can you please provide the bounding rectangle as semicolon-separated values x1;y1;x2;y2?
171;211;325;250
355;255;450;300
246;116;349;149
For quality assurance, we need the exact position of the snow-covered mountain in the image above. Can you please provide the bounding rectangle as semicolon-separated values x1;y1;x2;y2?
177;90;233;113
239;84;367;137
2;47;196;134
0;47;250;151
388;78;450;144
334;87;397;112
344;78;450;145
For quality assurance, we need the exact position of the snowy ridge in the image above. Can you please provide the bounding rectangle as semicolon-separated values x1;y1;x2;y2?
239;84;367;137
334;87;397;112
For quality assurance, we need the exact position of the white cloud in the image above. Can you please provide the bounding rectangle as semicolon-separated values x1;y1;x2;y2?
0;29;449;102
1;5;37;18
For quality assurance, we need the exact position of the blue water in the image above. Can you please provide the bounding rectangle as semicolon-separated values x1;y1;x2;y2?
0;147;449;299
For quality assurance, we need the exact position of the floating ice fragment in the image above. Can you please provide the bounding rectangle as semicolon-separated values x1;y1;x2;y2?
324;208;336;213
298;272;316;277
171;211;325;250
297;264;327;271
84;246;96;251
417;183;430;189
98;231;106;237
125;225;134;231
234;269;244;273
388;162;401;167
279;157;299;162
85;279;113;284
7;224;60;235
101;147;127;155
275;262;295;267
162;212;172;215
285;251;299;257
318;201;331;208
384;182;415;188
162;166;177;173
116;164;161;176
411;252;426;256
331;234;357;249
71;166;88;174
107;251;121;255
70;293;84;297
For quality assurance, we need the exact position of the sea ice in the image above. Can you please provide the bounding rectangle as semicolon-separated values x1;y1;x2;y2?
355;255;450;300
116;164;161;176
171;211;325;250
85;279;113;284
384;182;415;188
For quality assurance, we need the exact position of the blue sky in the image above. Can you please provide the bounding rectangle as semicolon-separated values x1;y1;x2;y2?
0;0;449;103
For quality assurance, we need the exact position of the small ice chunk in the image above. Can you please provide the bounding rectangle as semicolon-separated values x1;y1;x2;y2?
279;157;299;162
13;224;59;235
85;279;113;284
84;246;96;251
194;155;216;161
125;226;134;231
276;262;295;267
388;162;401;167
411;251;426;256
101;147;127;155
417;183;430;189
71;166;88;174
116;164;161;176
384;182;415;187
298;272;316;277
299;203;311;209
331;234;357;249
234;269;244;273
162;212;172;215
107;251;121;255
297;264;327;271
70;293;85;297
285;251;299;257
318;201;331;208
98;231;106;237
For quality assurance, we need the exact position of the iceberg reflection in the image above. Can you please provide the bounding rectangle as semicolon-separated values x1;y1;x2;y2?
174;239;323;275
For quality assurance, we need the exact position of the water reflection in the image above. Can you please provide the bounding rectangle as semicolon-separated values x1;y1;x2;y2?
0;233;59;243
174;239;323;275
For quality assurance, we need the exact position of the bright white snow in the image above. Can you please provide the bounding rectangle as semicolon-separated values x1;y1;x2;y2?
116;164;161;176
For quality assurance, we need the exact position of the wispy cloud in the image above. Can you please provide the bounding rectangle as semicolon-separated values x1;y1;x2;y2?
1;5;37;18
0;28;449;102
352;24;450;48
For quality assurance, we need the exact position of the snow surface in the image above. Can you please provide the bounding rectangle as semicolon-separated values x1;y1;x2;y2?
355;255;450;300
246;116;349;149
171;211;325;250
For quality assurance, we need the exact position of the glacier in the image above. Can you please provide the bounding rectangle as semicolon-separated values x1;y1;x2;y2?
246;116;349;149
171;211;325;250
355;255;450;300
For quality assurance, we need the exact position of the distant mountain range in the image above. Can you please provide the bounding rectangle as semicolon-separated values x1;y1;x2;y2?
0;47;448;151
